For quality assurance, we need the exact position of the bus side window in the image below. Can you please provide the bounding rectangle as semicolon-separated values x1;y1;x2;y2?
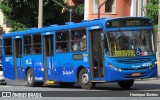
24;35;32;55
71;29;86;52
4;37;12;56
33;34;42;54
56;31;69;52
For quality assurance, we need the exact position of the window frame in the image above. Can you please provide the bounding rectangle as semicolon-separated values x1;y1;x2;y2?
92;0;99;14
105;0;116;14
32;33;42;54
71;28;87;52
23;35;32;55
3;37;12;56
56;30;70;53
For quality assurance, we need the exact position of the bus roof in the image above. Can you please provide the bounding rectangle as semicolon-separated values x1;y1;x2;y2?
2;17;151;37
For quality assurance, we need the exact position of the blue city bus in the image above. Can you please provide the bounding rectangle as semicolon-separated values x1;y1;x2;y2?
2;17;157;89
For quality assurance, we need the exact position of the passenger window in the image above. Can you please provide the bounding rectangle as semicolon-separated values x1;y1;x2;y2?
24;35;32;54
33;34;42;54
71;29;86;51
4;37;12;56
56;31;69;52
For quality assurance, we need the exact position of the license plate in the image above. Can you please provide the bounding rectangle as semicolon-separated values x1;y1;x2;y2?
132;73;140;77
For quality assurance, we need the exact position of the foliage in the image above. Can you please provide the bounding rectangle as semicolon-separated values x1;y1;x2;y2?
74;4;84;16
72;4;84;22
0;0;69;31
145;0;158;24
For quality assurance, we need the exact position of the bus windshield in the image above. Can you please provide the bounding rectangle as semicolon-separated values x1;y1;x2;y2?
106;30;154;57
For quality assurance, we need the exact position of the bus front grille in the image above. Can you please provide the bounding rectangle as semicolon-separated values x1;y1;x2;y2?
115;58;152;64
122;67;149;71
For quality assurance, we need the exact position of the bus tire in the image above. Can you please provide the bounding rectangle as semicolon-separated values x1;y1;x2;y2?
59;82;75;87
118;80;134;89
79;69;95;89
26;68;37;87
1;82;7;85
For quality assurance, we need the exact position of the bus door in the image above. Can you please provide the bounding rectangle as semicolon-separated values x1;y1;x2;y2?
13;38;22;79
90;29;104;81
43;34;54;81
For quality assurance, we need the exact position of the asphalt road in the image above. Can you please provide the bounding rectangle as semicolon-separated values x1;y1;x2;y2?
0;78;160;100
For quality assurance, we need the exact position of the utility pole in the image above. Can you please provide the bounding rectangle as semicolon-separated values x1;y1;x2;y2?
98;0;108;19
157;0;160;77
38;0;43;28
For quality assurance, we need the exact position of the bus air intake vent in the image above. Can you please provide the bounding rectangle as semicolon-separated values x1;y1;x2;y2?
115;58;152;64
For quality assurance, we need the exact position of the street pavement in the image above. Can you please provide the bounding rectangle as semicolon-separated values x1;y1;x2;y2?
0;78;160;100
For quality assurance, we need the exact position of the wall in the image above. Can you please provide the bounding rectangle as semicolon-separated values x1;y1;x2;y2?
84;0;131;20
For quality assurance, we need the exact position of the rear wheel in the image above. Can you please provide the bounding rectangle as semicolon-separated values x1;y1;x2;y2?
118;80;134;89
1;82;7;85
26;68;37;87
59;82;75;87
79;69;95;89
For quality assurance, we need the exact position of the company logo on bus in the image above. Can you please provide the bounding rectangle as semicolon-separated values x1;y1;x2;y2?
142;62;152;67
132;65;141;68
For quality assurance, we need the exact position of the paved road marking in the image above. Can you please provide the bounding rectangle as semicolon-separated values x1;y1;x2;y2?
0;85;12;87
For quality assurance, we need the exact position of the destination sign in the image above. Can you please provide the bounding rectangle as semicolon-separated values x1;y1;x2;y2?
115;50;135;57
106;18;152;28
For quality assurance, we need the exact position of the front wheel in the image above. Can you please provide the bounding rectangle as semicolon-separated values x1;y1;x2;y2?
79;69;95;89
118;80;134;89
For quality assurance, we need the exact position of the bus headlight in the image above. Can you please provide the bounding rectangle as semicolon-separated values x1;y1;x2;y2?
149;62;156;69
108;62;122;72
113;66;122;72
108;62;113;68
113;67;117;71
154;61;157;65
118;69;122;72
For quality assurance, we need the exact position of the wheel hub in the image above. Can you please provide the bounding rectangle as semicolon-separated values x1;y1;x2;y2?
28;73;33;84
82;73;89;85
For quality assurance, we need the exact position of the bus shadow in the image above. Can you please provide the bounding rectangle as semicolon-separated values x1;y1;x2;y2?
7;79;160;91
93;83;160;91
44;82;160;91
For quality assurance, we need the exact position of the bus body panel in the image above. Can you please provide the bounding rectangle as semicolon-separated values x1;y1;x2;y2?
104;55;157;81
3;56;15;80
32;55;44;82
1;17;157;86
22;55;44;82
53;52;90;82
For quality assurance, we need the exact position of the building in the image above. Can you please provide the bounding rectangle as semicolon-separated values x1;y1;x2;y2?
0;9;11;57
0;9;11;33
65;0;84;6
84;0;147;20
67;0;147;20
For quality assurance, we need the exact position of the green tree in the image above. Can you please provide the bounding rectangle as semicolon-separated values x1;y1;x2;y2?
73;4;84;22
61;3;84;23
0;0;69;31
145;0;158;24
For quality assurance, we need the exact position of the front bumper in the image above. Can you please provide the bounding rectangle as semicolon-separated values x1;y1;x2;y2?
105;66;157;82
